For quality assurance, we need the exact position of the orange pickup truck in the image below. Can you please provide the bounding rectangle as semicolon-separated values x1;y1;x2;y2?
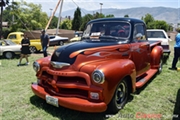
31;18;163;113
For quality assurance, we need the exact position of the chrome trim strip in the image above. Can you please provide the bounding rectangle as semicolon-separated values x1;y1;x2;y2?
51;61;70;68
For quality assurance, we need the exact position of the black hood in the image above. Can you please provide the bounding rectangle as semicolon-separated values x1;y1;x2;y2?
51;41;119;64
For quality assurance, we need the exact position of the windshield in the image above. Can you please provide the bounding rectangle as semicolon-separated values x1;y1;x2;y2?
5;40;16;45
147;31;166;39
82;21;131;41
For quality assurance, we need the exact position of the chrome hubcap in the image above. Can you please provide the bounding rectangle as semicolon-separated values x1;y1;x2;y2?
115;82;126;108
6;52;12;59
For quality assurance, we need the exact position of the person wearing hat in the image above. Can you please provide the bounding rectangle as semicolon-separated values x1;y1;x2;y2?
40;29;50;57
135;33;143;41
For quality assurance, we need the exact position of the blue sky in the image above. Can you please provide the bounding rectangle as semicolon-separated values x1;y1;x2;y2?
14;0;180;13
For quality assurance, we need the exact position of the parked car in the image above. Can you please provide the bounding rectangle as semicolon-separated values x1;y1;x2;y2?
31;18;163;113
147;29;171;56
0;39;21;59
49;35;69;46
7;32;42;53
70;32;83;42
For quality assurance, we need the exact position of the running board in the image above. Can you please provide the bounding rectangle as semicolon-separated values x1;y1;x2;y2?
136;69;158;88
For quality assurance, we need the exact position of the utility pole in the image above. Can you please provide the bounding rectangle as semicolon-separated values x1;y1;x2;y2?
49;8;53;18
45;0;61;31
0;2;3;39
56;0;63;35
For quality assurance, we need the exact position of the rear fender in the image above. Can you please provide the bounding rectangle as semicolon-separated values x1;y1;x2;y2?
150;46;163;69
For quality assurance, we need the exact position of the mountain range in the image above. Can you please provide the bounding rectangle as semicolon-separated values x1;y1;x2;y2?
61;7;180;24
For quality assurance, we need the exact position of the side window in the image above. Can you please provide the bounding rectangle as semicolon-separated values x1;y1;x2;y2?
133;24;147;41
9;35;16;39
83;24;92;37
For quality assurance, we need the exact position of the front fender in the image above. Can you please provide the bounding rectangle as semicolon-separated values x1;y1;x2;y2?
30;42;42;51
150;46;163;69
80;59;136;104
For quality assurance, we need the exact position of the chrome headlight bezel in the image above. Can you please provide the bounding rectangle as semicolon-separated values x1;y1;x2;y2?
33;61;40;72
92;69;105;84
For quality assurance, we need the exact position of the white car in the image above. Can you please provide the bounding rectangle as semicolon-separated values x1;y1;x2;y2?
147;29;171;56
49;35;69;46
0;39;21;59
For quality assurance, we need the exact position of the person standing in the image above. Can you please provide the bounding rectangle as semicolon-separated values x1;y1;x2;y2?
169;30;180;70
40;29;50;57
17;34;31;66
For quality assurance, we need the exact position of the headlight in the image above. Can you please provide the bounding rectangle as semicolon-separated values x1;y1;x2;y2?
33;61;40;72
92;69;105;84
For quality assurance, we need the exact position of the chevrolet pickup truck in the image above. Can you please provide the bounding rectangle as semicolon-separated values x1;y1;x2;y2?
31;18;163;113
7;32;42;53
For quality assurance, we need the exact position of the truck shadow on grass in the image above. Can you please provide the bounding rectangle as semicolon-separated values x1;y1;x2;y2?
30;95;107;120
172;88;180;120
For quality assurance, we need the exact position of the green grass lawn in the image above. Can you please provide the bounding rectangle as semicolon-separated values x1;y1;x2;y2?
0;41;180;120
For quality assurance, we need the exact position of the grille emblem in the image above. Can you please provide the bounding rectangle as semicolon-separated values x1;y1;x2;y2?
51;61;70;68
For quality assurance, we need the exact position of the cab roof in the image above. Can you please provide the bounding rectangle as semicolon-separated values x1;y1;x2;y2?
87;17;145;25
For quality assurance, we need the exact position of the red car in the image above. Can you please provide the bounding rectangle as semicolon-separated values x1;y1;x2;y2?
31;18;163;113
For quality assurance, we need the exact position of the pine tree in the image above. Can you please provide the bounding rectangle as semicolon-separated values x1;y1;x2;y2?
72;7;82;31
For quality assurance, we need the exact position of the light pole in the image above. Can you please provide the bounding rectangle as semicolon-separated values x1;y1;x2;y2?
100;3;103;14
49;8;53;18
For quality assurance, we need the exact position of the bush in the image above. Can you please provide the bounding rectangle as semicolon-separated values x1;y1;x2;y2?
176;27;180;33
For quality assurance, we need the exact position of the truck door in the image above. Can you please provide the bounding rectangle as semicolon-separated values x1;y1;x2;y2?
130;23;151;75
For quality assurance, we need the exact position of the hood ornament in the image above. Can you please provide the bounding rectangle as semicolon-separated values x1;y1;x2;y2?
51;61;70;68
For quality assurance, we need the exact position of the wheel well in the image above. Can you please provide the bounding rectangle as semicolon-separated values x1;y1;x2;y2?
124;76;133;94
3;51;15;58
3;51;14;55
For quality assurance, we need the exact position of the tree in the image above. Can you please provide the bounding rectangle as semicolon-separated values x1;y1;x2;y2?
3;0;49;32
93;12;105;19
72;7;82;31
142;13;168;31
49;16;58;29
80;14;93;31
176;27;180;32
61;19;72;30
105;14;114;18
154;20;168;31
142;13;155;29
0;0;9;39
124;14;129;17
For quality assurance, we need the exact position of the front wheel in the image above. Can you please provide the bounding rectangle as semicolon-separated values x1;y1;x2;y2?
29;46;37;53
158;56;163;74
107;79;129;114
59;41;64;46
4;52;14;59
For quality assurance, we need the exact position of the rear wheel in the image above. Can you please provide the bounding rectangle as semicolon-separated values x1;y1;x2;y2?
158;56;163;74
59;41;64;46
4;52;14;59
29;46;37;53
107;79;129;113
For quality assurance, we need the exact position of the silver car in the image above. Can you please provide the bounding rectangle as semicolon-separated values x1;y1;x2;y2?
49;35;69;46
0;39;21;59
